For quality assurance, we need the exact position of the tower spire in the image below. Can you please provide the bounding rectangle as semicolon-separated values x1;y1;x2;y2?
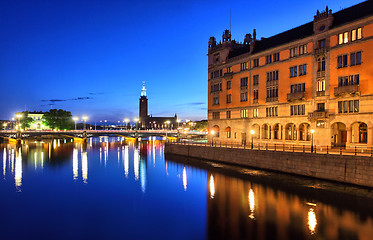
141;82;147;97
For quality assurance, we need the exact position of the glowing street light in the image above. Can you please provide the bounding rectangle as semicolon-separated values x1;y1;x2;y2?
250;129;255;149
134;118;139;130
211;130;215;146
310;129;315;153
124;118;129;130
3;123;7;130
15;114;23;131
73;117;79;130
82;116;88;130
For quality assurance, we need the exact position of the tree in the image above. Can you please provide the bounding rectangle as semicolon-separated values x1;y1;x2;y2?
16;111;34;130
42;109;74;130
194;120;208;131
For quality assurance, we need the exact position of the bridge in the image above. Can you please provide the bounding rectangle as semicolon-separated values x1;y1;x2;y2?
0;129;207;141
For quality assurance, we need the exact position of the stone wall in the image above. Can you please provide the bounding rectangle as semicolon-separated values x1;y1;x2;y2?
165;143;373;188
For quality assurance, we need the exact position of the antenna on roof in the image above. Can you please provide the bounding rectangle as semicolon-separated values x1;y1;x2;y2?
229;9;232;33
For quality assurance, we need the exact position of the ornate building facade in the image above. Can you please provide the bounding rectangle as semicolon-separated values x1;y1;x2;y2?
208;1;373;148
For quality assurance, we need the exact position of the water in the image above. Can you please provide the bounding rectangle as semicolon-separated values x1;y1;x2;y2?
1;137;373;240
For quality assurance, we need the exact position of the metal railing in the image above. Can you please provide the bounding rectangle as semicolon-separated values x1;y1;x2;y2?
167;140;373;157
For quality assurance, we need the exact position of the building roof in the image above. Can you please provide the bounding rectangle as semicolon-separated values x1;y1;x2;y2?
227;0;373;59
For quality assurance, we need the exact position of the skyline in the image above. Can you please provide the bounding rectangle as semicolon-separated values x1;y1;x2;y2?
0;0;365;122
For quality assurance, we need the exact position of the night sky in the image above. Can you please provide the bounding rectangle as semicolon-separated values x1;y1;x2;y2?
0;0;364;123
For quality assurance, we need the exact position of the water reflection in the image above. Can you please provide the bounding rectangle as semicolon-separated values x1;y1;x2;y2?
182;167;187;191
209;174;215;199
308;208;317;234
248;189;255;220
73;148;78;180
14;147;22;190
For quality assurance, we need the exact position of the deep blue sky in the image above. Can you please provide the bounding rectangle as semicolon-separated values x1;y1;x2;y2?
0;0;364;122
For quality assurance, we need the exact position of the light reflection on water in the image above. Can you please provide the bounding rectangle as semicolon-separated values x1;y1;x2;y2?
0;137;373;240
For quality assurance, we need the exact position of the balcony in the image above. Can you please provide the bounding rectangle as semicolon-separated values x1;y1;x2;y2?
314;47;328;55
266;97;278;103
287;91;305;102
308;111;327;121
223;72;234;79
316;71;325;78
334;84;360;97
316;91;325;97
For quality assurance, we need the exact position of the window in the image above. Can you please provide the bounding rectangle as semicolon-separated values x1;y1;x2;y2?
227;130;231;138
240;62;248;71
290;83;305;93
317;80;325;92
317;103;325;112
253;58;259;67
240;77;248;88
299;44;307;55
266;55;272;64
338;100;359;113
253;90;258;100
266;86;278;99
318;39;326;48
359;123;367;143
266;70;278;81
226;111;231;119
290;66;297;77
226;94;231;103
253;108;259;118
317;57;325;72
266;107;278;117
211;70;223;79
290;105;305;116
253;75;259;85
213;96;220;105
290;47;297;57
337;54;348;68
338;74;359;86
226;80;231;89
212;112;220;119
226;66;232;73
350;51;361;66
240;92;248;102
273;52;280;62
240;109;248;118
299;64;307;76
210;83;222;92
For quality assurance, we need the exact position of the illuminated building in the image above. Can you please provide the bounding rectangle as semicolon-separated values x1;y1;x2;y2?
138;84;178;129
208;1;373;148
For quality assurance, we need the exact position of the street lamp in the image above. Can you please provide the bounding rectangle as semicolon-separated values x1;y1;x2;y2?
310;129;315;153
134;118;139;130
73;117;79;130
104;120;107;130
250;129;255;149
3;123;7;130
82;116;88;131
15;114;23;131
165;120;171;130
124;118;129;130
211;130;215;146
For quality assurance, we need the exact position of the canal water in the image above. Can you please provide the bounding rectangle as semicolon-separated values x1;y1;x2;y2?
1;137;373;240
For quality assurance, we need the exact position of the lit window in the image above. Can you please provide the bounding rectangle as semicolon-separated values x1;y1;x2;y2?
351;29;356;41
357;28;362;39
338;33;343;45
317;80;325;92
253;108;258;118
343;32;348;43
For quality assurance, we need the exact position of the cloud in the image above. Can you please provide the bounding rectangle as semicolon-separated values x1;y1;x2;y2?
176;102;206;106
89;92;104;95
41;96;92;102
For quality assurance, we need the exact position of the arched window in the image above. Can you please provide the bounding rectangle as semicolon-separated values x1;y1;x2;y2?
359;123;367;143
263;124;270;139
273;124;281;140
225;127;231;138
299;123;310;141
285;123;297;140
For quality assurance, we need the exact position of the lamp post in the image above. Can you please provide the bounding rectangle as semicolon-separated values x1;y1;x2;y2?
15;114;23;131
165;120;171;130
124;118;129;130
310;129;315;153
73;117;79;130
134;118;139;130
82;116;88;131
211;130;215;146
250;129;255;149
104;120;107;130
3;123;7;130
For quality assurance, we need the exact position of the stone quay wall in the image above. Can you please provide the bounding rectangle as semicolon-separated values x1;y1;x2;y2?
165;143;373;188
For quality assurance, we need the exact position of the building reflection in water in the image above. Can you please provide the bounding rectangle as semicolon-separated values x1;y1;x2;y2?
206;171;373;240
123;146;129;178
134;148;139;181
81;150;88;184
3;148;6;178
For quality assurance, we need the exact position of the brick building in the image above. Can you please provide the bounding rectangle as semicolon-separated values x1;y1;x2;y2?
208;1;373;148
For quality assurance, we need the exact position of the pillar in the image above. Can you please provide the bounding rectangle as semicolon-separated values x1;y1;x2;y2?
368;125;373;147
346;126;351;148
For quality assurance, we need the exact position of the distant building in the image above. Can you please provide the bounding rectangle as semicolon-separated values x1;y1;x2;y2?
28;111;50;130
138;84;178;129
208;1;373;148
